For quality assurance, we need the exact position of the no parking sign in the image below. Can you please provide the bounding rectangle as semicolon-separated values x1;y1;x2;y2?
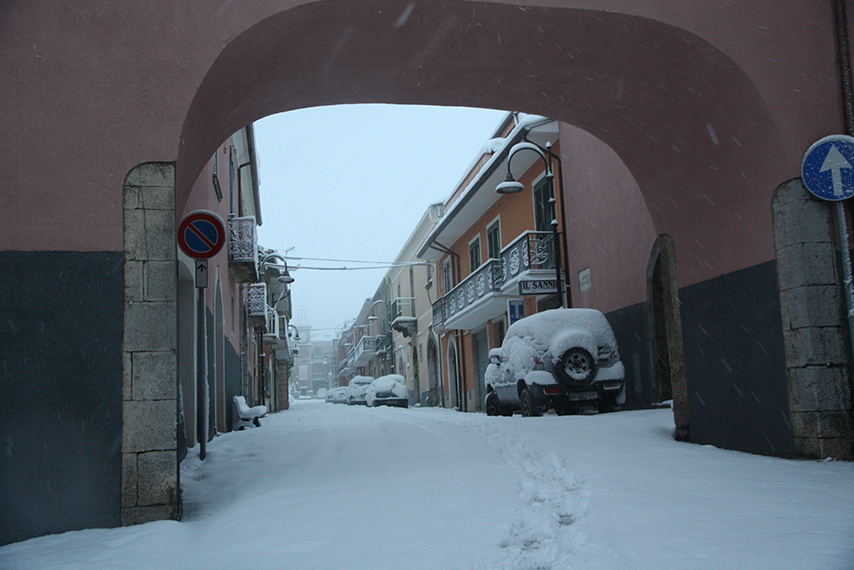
178;210;225;288
178;210;226;259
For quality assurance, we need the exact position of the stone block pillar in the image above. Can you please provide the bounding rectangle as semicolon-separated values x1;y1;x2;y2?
122;163;180;524
772;178;854;459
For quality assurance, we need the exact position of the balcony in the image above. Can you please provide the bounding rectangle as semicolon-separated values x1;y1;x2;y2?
247;282;267;329
353;335;377;367
391;297;417;337
432;231;560;331
499;231;556;287
227;216;258;283
375;332;392;355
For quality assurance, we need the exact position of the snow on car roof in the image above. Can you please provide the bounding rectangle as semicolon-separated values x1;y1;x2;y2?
349;375;375;386
506;308;616;346
372;374;405;390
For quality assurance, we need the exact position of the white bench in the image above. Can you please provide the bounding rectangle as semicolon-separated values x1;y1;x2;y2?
233;395;267;430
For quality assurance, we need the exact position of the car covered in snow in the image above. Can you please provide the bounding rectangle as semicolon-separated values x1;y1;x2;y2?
347;375;374;405
326;386;348;403
365;374;409;408
484;308;625;416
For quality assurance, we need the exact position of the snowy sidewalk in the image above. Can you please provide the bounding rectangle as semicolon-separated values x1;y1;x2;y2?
1;401;852;570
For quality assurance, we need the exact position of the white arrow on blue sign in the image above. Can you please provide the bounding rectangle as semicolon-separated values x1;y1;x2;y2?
802;134;854;201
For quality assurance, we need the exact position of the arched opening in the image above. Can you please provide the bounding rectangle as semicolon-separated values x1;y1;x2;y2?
427;336;440;407
647;234;688;441
177;256;197;448
176;1;789;293
122;0;809;528
447;339;459;410
214;272;226;433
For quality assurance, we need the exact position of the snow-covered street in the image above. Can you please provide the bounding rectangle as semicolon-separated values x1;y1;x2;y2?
2;400;852;570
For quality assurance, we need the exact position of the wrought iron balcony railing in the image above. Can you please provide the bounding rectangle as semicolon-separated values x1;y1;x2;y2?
354;335;377;366
391;297;416;323
432;231;557;329
391;297;417;337
432;258;503;327
227;216;259;283
247;282;268;329
499;230;555;283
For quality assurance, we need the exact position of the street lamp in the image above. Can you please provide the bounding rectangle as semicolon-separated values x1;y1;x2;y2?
495;140;566;308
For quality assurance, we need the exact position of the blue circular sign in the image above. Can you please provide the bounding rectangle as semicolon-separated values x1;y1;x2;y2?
802;134;854;201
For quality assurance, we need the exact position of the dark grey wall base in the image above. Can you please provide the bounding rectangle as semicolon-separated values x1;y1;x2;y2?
680;260;792;455
606;261;791;456
606;303;653;411
0;251;123;546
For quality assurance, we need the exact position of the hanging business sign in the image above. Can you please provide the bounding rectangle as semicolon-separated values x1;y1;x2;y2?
177;210;226;260
519;278;560;295
507;299;525;325
802;134;854;201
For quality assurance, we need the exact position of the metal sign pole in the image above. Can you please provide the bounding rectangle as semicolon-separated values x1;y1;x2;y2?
834;203;854;364
196;260;208;461
833;0;854;369
177;211;224;463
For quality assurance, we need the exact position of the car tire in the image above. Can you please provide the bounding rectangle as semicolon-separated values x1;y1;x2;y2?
520;389;543;417
556;347;597;387
485;391;500;416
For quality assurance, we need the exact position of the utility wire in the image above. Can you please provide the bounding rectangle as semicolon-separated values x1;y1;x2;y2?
291;265;417;271
284;255;431;266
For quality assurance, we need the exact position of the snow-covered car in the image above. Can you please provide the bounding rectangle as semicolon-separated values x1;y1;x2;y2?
484;308;625;417
365;374;409;408
326;386;349;404
347;375;374;405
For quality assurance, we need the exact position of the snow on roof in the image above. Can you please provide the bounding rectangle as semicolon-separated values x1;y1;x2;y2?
350;375;375;386
372;374;405;391
506;308;616;347
417;113;555;259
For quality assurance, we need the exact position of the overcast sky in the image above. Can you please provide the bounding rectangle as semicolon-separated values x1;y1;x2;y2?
254;104;508;339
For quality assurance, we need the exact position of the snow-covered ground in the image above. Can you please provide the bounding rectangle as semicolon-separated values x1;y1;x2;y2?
2;400;852;570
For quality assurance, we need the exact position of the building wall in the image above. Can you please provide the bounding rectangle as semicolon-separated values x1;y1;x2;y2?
560;125;656;312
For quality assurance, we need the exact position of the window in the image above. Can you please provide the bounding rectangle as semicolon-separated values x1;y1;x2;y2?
443;258;453;294
212;151;223;202
533;176;555;232
469;236;481;273
487;219;501;260
229;148;236;215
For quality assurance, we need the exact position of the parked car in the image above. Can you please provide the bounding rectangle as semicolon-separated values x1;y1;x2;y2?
327;386;349;404
326;386;347;404
484;308;625;417
347;375;374;405
365;374;409;408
